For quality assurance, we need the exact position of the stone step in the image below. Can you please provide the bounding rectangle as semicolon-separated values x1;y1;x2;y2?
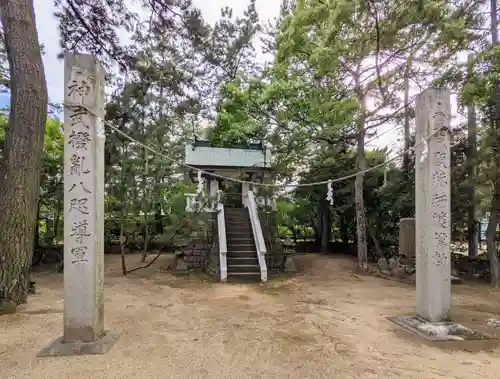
225;216;248;220
226;243;255;251
227;257;259;266
225;210;249;216
225;219;250;224
226;226;253;233
226;250;257;258
226;236;254;243
227;264;260;273
227;272;261;283
226;231;253;238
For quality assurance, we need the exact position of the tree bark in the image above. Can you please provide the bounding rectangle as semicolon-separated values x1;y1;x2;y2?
320;203;330;253
486;191;500;286
0;0;48;308
466;54;478;258
120;209;127;276
355;88;368;270
487;0;500;287
34;200;40;249
402;55;413;173
53;198;62;243
367;221;383;260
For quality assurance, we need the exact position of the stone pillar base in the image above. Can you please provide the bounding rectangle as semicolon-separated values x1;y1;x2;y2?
38;330;119;357
284;254;297;273
173;254;189;275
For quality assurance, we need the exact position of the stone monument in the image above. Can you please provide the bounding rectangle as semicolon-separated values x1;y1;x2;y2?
39;53;118;356
415;88;452;323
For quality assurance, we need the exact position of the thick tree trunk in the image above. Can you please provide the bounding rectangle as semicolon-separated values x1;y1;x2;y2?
53;198;62;243
367;222;383;260
355;93;368;270
466;54;478;258
34;200;41;249
0;0;48;308
320;203;330;254
487;0;500;286
141;148;149;263
486;190;500;286
120;210;127;276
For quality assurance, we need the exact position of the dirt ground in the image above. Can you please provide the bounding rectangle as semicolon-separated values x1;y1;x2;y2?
2;254;500;379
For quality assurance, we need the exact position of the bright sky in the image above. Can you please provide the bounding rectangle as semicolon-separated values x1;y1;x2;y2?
32;0;400;151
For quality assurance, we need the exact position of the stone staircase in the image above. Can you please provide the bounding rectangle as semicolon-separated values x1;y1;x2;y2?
224;208;261;282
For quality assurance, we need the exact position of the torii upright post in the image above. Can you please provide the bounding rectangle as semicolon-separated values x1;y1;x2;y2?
415;88;452;322
39;52;118;356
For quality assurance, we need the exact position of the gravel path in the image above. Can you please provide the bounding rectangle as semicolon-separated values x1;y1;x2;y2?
1;254;499;379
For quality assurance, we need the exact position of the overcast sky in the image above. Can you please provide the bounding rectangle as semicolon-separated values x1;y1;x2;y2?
33;0;281;103
31;0;400;150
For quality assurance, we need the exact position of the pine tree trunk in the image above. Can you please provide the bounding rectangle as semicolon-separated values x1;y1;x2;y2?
0;0;48;308
466;54;478;258
402;56;412;173
355;99;368;270
486;190;500;286
320;203;330;254
34;201;41;249
53;198;62;243
487;0;500;286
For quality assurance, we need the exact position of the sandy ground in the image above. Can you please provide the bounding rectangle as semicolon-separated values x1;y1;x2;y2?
1;254;500;379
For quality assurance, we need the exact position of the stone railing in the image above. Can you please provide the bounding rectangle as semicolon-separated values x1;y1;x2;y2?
244;190;267;282
215;190;227;282
185;193;218;212
255;195;277;211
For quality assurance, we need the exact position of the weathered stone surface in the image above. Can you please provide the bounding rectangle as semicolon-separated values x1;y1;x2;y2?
388;257;398;271
0;301;17;314
40;53;117;355
415;89;452;322
392;265;407;279
284;255;297;273
377;257;389;272
173;256;189;275
63;53;107;343
399;218;416;258
38;330;119;357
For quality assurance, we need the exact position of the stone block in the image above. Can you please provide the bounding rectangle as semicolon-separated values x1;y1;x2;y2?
284;255;296;273
38;330;119;357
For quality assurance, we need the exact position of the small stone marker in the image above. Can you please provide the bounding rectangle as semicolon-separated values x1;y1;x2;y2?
284;252;297;273
39;53;118;357
399;218;415;258
415;88;452;323
377;257;389;272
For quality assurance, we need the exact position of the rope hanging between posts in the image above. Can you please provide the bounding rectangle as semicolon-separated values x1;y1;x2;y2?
62;102;452;189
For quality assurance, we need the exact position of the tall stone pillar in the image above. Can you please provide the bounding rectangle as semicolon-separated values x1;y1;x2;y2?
415;89;452;322
39;53;118;356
